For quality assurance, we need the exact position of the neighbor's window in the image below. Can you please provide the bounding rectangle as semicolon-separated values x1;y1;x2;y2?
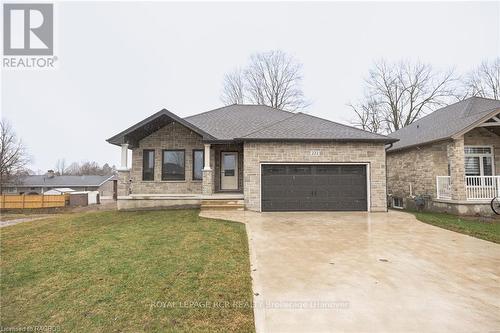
464;146;493;177
392;197;403;209
193;150;204;181
163;150;185;181
142;150;155;181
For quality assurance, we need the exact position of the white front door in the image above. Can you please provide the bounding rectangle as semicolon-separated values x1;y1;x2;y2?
221;152;238;190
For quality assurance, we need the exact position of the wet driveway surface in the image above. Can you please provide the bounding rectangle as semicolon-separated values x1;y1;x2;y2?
200;210;500;333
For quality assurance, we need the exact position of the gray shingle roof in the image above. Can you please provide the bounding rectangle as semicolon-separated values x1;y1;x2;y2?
186;104;395;142
184;104;295;141
12;175;114;187
388;97;500;152
238;112;395;142
108;104;397;146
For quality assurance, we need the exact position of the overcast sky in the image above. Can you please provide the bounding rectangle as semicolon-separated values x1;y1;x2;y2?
2;1;499;172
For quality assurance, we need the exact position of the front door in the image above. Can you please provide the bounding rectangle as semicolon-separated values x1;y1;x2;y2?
221;152;238;190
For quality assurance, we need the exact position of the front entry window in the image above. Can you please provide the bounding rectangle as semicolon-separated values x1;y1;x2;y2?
221;152;238;190
464;146;494;177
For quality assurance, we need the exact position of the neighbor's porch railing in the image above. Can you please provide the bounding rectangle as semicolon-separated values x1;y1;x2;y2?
437;175;500;201
436;176;452;200
465;176;500;200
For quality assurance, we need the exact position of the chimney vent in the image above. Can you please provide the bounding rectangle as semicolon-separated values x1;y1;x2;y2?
47;170;55;178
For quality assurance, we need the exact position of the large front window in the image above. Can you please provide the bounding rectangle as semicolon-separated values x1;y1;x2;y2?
464;146;494;176
162;150;185;181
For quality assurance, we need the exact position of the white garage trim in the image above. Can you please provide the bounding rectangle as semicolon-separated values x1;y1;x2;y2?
259;162;371;212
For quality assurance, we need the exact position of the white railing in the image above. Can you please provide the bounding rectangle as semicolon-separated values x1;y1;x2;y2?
465;176;500;200
436;176;452;200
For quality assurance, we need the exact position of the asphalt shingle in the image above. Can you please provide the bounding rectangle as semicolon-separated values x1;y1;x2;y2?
389;97;500;151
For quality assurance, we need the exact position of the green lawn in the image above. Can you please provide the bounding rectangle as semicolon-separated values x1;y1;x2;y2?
413;211;500;244
0;210;255;332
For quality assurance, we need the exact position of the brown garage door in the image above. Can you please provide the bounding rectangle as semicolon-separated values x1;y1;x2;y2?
261;164;368;212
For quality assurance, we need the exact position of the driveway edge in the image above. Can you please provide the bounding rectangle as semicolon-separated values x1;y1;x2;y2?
245;221;266;333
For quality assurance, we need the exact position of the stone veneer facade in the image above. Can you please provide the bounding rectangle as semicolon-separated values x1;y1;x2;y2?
243;141;388;212
120;122;391;212
387;127;500;215
130;122;206;194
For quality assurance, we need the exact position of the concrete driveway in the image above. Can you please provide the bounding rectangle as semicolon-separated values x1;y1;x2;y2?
200;210;500;333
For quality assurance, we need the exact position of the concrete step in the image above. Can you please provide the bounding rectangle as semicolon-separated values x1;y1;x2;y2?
201;200;244;205
200;199;245;211
201;205;245;211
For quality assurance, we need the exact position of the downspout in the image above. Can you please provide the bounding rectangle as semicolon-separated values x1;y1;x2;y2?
384;143;394;212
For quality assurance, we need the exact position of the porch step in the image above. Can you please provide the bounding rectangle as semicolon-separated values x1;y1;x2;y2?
200;199;245;211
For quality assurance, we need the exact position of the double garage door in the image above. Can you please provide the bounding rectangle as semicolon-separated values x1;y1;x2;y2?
261;164;368;212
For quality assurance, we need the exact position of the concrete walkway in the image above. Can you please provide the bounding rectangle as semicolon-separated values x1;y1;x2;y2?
0;216;50;228
200;210;500;333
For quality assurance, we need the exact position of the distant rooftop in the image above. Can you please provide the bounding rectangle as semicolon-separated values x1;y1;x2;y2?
6;175;114;187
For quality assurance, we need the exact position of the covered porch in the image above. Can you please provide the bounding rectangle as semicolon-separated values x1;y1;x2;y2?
436;117;500;203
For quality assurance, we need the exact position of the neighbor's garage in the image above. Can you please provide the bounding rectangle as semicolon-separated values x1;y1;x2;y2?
261;164;368;212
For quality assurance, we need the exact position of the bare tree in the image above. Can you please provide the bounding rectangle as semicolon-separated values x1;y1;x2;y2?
220;68;245;105
0;119;30;193
220;50;309;111
55;159;68;175
62;161;115;176
464;58;500;99
349;99;383;134
351;60;458;133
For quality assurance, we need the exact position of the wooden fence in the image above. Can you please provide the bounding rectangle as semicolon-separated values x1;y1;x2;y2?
0;194;69;209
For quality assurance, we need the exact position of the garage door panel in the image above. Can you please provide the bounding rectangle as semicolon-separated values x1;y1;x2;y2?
261;164;367;212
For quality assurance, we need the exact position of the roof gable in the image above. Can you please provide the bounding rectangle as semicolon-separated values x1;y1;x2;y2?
107;109;215;147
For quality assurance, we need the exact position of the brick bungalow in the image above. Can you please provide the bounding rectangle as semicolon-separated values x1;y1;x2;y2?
107;104;396;211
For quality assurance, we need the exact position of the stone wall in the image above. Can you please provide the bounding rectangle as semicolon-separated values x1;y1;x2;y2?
243;141;388;212
130;122;205;194
387;140;450;202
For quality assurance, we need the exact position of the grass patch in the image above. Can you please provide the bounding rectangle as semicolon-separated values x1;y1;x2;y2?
0;210;255;332
413;211;500;244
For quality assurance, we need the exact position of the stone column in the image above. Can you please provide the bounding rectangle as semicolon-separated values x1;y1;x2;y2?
117;169;131;197
117;143;131;197
202;143;214;195
448;136;466;201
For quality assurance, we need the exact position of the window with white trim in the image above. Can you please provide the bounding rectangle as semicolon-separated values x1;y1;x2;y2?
392;197;403;209
464;146;494;176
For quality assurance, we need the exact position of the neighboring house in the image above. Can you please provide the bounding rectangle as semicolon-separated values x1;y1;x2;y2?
107;104;397;211
387;97;500;215
2;171;117;199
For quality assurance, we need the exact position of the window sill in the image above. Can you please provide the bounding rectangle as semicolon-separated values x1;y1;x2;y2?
161;180;187;183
